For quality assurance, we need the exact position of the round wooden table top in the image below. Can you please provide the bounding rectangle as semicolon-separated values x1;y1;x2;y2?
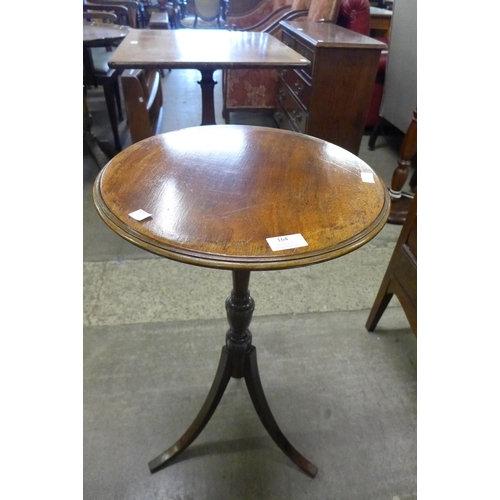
93;125;390;270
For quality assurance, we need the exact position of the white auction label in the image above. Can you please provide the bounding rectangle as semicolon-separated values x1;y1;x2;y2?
129;209;152;221
361;172;375;183
266;233;308;251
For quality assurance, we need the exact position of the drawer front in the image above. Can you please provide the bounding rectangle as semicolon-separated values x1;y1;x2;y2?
274;104;298;133
294;39;314;78
282;69;311;110
276;81;308;134
281;30;296;51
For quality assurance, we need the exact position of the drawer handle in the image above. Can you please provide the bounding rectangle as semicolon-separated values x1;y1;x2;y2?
292;110;302;123
294;82;303;95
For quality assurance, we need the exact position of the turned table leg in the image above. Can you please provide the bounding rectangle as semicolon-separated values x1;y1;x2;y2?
388;108;417;224
198;69;217;126
148;270;317;477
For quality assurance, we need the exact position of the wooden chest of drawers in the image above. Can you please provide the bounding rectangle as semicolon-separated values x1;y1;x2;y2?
275;21;386;155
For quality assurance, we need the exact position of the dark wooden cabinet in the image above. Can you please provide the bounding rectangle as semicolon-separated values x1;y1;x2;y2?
275;21;386;155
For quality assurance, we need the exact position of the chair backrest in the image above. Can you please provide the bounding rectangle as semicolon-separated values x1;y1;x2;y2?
194;0;221;21
336;0;370;35
306;0;341;22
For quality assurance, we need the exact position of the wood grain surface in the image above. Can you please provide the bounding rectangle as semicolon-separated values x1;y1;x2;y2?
107;29;310;70
93;125;390;269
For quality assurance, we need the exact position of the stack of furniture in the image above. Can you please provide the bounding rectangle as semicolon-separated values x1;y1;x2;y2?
83;21;130;166
222;0;335;122
223;0;388;151
83;3;131;151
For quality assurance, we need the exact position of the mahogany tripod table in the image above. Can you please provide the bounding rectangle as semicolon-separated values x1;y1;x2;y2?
93;125;390;477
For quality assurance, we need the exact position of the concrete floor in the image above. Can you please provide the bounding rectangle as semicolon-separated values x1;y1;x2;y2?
84;66;417;499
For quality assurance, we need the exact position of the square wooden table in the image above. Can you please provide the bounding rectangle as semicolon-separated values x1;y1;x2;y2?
108;29;310;125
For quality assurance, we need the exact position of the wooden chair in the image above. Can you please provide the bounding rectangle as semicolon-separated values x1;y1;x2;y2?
121;69;164;144
366;191;417;336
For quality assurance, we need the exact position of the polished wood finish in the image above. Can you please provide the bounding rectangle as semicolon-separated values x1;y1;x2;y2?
121;69;164;143
83;21;130;47
93;125;390;475
387;108;416;224
108;29;309;70
107;29;310;125
94;125;390;269
275;21;386;155
366;191;416;335
149;269;318;477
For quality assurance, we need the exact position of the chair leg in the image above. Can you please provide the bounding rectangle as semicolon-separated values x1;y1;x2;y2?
103;82;122;152
368;117;386;150
365;276;394;332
